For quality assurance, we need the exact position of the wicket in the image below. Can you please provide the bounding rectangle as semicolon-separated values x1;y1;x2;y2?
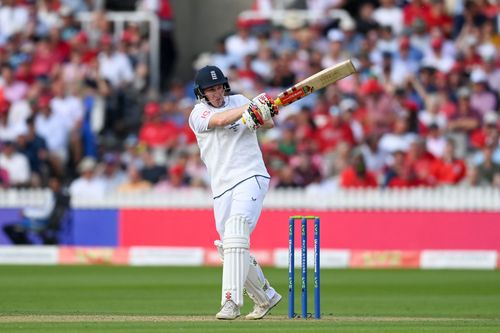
288;215;320;319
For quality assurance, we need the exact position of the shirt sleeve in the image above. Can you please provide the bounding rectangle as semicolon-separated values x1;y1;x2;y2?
189;104;214;133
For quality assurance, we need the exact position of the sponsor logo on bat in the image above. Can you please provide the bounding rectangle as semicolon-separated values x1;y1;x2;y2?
280;86;313;105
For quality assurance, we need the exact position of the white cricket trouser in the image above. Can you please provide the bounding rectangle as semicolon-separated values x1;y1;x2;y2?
214;176;270;239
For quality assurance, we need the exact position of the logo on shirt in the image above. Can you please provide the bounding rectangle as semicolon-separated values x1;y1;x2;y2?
228;122;239;132
201;110;211;119
211;70;218;80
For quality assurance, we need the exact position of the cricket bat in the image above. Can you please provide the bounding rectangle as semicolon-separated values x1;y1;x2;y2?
274;59;357;107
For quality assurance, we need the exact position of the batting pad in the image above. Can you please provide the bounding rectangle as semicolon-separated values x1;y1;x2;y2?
245;255;271;307
214;241;272;307
221;215;250;307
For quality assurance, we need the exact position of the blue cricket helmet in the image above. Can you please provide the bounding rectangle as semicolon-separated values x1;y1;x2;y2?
193;65;231;100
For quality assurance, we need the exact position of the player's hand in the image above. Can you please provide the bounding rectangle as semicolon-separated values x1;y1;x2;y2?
242;102;264;131
252;93;279;120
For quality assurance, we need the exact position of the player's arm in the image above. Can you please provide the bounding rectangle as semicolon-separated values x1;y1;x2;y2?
208;104;248;129
208;93;278;130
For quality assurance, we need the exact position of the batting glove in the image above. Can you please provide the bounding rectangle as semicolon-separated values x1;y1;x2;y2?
242;102;264;131
252;93;279;120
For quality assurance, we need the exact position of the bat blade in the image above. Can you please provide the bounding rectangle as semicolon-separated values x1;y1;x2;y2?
274;59;357;107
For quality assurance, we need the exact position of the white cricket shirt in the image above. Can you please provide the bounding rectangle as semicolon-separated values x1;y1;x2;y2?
189;94;270;198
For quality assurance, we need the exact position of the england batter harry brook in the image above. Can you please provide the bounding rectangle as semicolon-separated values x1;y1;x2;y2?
189;65;282;320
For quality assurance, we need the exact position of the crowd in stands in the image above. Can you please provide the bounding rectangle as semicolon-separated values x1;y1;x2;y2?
1;0;500;198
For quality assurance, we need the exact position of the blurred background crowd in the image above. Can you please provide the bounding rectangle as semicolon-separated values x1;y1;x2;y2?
0;0;500;199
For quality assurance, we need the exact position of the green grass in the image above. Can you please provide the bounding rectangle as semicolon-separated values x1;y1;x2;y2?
0;266;499;332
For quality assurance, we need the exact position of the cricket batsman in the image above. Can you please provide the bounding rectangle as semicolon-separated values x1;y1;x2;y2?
189;65;282;320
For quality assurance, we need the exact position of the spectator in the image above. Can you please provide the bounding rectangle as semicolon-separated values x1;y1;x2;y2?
138;101;178;151
224;20;259;64
251;46;275;83
291;149;322;187
405;138;435;186
314;107;355;154
269;52;296;88
68;31;97;64
50;79;84;165
359;78;399;135
339;150;378;188
210;37;240;75
47;26;71;63
379;116;418;155
411;19;435;55
447;87;481;154
118;165;152;193
339;18;363;57
403;0;431;29
0;64;29;103
476;143;500;185
184;146;209;188
383;150;417;188
359;134;387;174
355;2;379;36
373;0;403;36
373;50;401;89
69;157;105;198
470;110;500;150
322;141;352;180
469;69;498;117
278;123;297;157
393;36;423;76
459;164;482;187
453;0;488;37
61;50;88;84
0;0;30;44
16;116;50;184
154;163;187;191
34;94;69;177
481;48;500;95
31;38;59;78
0;140;30;187
80;73;109;158
418;94;448;133
0;99;17;142
322;29;349;69
97;34;134;88
97;153;127;193
472;117;500;166
274;165;300;189
427;0;453;37
430;139;467;185
140;149;165;184
97;33;137;140
421;36;455;73
425;123;448;158
121;134;144;170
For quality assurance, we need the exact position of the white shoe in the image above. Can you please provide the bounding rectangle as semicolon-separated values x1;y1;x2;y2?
245;292;282;320
216;300;241;320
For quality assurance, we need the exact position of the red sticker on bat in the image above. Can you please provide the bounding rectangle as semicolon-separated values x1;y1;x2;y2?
279;86;313;105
